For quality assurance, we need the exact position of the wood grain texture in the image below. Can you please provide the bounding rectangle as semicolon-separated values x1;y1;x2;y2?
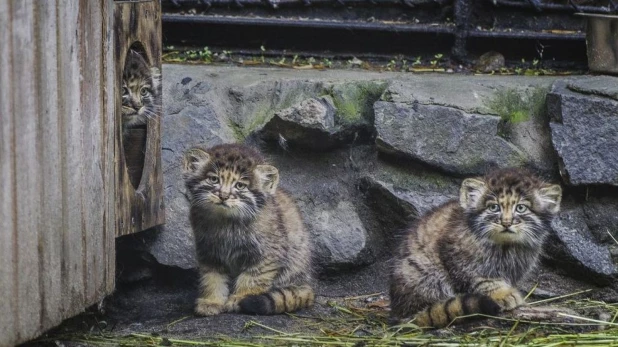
0;0;17;344
12;1;43;340
0;1;116;345
102;0;116;295
80;0;105;306
36;0;63;329
57;0;85;319
114;0;165;236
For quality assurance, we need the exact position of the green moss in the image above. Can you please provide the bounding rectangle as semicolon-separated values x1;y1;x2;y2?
227;81;388;140
484;86;549;124
227;119;246;142
227;106;274;141
279;89;307;111
245;108;272;136
328;81;388;126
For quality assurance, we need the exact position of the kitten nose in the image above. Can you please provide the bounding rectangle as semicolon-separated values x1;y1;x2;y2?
501;220;512;227
219;191;230;201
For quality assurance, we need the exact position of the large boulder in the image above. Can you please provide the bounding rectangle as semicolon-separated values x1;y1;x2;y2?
375;79;556;176
260;96;338;150
547;77;618;186
259;81;387;150
375;101;526;176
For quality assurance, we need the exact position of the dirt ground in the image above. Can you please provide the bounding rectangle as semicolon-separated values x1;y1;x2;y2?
24;258;618;346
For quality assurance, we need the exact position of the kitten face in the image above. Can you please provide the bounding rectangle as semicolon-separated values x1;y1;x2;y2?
460;168;562;247
122;50;161;129
182;145;278;222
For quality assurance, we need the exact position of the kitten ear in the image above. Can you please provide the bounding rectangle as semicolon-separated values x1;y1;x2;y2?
182;148;210;175
535;184;562;214
459;178;487;210
254;165;279;194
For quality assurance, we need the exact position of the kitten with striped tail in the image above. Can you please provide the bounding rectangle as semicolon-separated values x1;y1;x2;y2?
182;144;314;316
390;168;562;328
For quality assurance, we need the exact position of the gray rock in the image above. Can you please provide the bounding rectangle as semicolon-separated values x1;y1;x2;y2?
567;76;618;101
260;96;339;150
269;146;382;272
307;199;369;270
259;81;387;150
501;117;558;177
489;87;558;177
546;207;618;284
226;80;327;140
582;196;618;245
374;101;526;176
360;177;453;222
358;160;460;241
547;79;618;186
278;97;337;130
329;81;387;130
379;80;559;176
380;77;555;115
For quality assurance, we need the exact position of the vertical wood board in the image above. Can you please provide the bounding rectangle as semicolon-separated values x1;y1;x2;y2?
114;0;165;236
0;1;116;345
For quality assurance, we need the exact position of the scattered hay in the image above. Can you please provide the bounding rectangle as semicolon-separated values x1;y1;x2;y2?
34;291;618;347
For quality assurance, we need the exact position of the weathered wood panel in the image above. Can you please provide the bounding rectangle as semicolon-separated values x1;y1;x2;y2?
0;0;17;342
115;0;165;236
0;1;116;346
57;0;85;321
37;0;63;329
103;0;116;296
12;1;43;338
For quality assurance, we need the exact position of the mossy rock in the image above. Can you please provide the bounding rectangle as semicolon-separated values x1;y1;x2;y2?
327;81;388;127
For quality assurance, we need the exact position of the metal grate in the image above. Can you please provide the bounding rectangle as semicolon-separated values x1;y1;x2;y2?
160;0;609;67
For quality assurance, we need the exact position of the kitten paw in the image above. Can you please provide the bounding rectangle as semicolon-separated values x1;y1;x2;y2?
195;299;224;316
224;295;243;312
489;287;525;312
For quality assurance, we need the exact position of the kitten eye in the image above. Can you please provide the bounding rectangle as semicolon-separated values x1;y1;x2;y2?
122;87;129;96
140;87;150;96
235;182;246;190
487;204;500;212
206;176;219;184
515;204;528;213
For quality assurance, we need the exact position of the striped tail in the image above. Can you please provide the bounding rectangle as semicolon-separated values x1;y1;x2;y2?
414;294;501;328
239;285;314;315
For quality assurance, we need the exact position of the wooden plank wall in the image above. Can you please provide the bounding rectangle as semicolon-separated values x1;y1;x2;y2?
0;1;116;346
115;0;165;236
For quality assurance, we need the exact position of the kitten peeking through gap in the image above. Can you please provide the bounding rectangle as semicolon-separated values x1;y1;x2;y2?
121;49;161;132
